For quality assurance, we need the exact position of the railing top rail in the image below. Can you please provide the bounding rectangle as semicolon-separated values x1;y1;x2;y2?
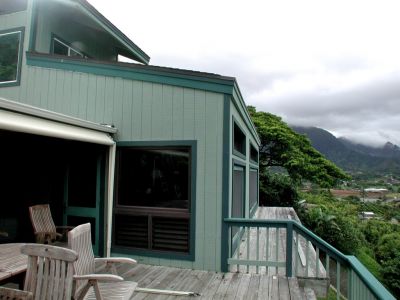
224;217;396;300
346;255;396;300
224;218;290;228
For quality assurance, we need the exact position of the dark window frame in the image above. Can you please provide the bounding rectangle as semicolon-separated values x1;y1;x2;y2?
232;118;247;159
112;141;196;261
250;143;259;164
0;27;24;87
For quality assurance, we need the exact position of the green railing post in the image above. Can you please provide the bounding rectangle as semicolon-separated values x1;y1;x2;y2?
286;222;293;277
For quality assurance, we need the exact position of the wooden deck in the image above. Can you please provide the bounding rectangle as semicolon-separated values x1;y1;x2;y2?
230;207;326;278
126;264;310;299
123;207;320;299
0;207;321;299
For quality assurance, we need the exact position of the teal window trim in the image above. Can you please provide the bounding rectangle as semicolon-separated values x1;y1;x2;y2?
221;94;231;272
112;140;197;261
0;27;25;88
231;160;246;254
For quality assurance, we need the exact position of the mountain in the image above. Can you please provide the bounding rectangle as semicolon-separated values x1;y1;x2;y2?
291;126;400;175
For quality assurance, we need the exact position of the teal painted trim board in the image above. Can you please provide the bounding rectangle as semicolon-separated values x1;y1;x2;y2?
232;81;260;145
220;94;231;272
26;53;234;94
113;140;197;261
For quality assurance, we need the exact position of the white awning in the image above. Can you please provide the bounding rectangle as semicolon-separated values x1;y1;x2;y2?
0;109;114;145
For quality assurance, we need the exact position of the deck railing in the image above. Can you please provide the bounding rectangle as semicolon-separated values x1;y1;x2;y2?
224;218;395;300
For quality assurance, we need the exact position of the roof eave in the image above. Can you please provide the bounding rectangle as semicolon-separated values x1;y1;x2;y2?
76;0;150;64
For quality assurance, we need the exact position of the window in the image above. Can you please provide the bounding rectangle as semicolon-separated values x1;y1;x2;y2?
114;146;192;255
250;144;259;163
232;165;245;218
233;122;246;156
52;37;84;58
0;29;23;85
249;168;258;211
117;148;189;209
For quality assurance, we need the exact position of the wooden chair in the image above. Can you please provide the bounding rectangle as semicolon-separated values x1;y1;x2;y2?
0;287;33;300
68;223;137;300
29;204;73;245
20;243;78;300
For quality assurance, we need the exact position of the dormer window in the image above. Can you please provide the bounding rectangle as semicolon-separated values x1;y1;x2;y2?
0;29;23;86
52;37;84;58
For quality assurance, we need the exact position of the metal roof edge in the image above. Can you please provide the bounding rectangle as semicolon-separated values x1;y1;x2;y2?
0;96;117;134
26;52;236;94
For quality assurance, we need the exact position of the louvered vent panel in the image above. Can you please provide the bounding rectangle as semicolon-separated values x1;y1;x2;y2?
152;217;189;253
114;214;148;249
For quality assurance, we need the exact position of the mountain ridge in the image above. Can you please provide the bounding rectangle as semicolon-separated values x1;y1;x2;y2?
291;126;400;175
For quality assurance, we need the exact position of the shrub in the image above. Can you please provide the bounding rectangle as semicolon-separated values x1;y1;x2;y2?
259;172;298;207
376;232;400;262
356;247;383;281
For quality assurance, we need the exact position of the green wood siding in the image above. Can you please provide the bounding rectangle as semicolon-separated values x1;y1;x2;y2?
0;65;225;271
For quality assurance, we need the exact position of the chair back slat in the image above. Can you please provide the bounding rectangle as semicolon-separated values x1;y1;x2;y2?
29;204;57;243
21;244;77;300
68;223;96;295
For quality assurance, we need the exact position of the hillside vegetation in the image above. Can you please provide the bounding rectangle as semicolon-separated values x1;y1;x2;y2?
297;190;400;296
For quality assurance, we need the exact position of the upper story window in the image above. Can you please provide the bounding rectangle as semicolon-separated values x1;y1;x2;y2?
0;29;23;86
233;122;246;157
52;37;85;58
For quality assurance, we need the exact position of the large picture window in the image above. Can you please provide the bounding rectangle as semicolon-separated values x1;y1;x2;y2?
117;148;189;209
114;146;193;256
0;29;23;85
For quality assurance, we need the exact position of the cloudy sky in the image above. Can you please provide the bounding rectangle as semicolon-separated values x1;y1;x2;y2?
89;0;400;147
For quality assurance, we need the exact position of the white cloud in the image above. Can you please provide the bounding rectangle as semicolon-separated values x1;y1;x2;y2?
90;0;400;146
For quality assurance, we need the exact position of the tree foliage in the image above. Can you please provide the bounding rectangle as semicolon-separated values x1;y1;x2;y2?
248;106;349;187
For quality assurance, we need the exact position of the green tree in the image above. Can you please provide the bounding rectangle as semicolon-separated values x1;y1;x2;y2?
248;106;349;188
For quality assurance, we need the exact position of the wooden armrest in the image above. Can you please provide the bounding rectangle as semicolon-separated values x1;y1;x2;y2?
56;225;74;230
94;257;137;265
73;274;123;282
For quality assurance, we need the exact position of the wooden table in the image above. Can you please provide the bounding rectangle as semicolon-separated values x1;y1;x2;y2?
0;243;27;286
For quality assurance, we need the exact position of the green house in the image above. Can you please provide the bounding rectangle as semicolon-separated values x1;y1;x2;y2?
0;0;260;271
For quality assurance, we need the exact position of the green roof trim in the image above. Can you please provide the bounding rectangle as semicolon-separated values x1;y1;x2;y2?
27;52;235;93
74;0;150;64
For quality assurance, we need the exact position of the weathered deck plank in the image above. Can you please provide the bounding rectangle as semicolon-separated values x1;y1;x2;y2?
125;264;306;299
